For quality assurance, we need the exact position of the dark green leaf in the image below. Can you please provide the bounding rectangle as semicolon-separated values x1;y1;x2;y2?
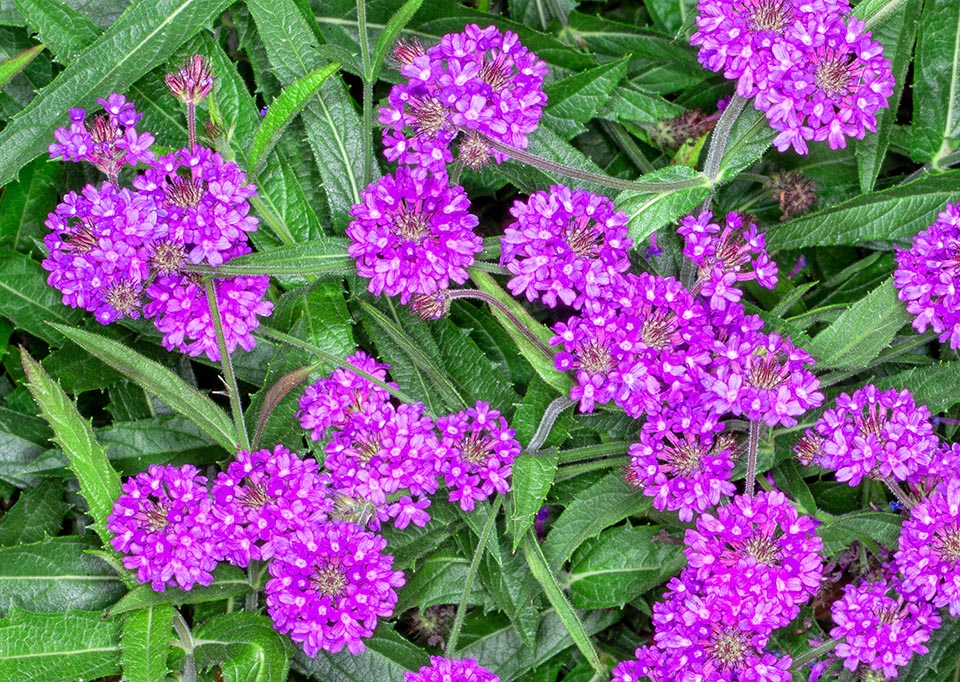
0;156;65;256
543;58;628;140
0;250;83;346
875;362;960;413
767;171;960;250
510;451;558;551
819;510;902;555
716;104;773;182
47;324;238;452
478;534;540;652
0;537;126;615
0;479;69;546
193;613;292;682
910;0;960;165
215;238;353;285
107;564;250;616
292;626;428;682
616;165;711;243
14;0;100;63
0;406;50;487
97;415;221;475
599;82;685;125
0;0;234;185
369;0;424;82
0;607;121;682
567;524;685;608
508;0;577;30
430;319;519;411
899;614;960;681
21;349;121;543
119;604;173;682
396;552;489;613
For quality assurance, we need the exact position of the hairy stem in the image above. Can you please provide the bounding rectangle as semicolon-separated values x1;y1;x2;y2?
446;288;554;359
357;0;374;186
527;396;576;452
205;280;249;451
883;477;916;511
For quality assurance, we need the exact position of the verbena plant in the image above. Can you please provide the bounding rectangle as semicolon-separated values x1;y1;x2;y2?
0;0;957;680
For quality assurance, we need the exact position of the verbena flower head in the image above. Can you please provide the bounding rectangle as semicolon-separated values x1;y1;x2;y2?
49;93;155;177
683;490;824;627
210;445;332;566
894;201;960;348
297;351;396;442
265;520;405;656
346;166;482;304
678;210;778;310
500;185;633;309
830;579;940;678
43;182;158;324
107;463;219;591
380;24;547;171
405;656;500;682
759;14;894;154
165;54;214;104
804;384;938;486
436;401;521;511
896;477;960;615
626;410;738;521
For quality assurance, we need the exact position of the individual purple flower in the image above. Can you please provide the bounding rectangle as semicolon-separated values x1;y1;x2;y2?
684;490;824;627
678;210;778;310
896;477;960;615
107;464;219;591
42;182;159;324
49;93;155;178
346;166;482;304
626;410;738;521
894;202;960;349
758;14;894;154
210;445;333;566
499;185;633;309
405;656;499;682
804;384;938;486
908;441;960;499
133;146;259;268
436;401;520;511
265;520;405;656
297;351;396;442
830;579;940;678
143;267;273;361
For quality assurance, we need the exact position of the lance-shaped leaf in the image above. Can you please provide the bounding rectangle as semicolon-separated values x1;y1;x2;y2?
0;250;83;346
193;613;292;682
0;479;69;546
0;42;43;89
14;0;100;63
543;58;628;140
510;451;558;551
119;604;174;682
911;0;960;166
369;0;424;82
207;237;353;286
616;166;712;243
108;564;250;616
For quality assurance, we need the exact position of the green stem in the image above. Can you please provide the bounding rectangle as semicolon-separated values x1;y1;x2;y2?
791;638;839;670
172;609;198;682
446;289;554;359
446;496;502;656
600;120;656;174
557;440;631;463
357;0;374;186
186;101;197;152
477;132;710;193
702;93;747;189
204;280;249;451
860;0;910;29
883;477;916;511
745;419;761;497
245;562;259;611
527;396;576;452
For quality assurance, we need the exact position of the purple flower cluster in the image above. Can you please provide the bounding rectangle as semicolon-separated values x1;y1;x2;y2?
380;24;547;173
894;201;960;349
45;88;273;361
405;656;499;682
692;0;894;153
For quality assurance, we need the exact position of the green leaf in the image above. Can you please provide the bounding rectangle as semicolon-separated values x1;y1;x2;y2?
193;613;292;682
875;362;960;412
899;614;960;681
478;534;540;652
855;0;920;192
119;605;173;682
396;552;488;613
292;626;428;682
246;0;366;228
430;318;519;411
107;564;250;616
0;607;121;682
0;42;42;89
207;237;353;285
369;0;423;82
0;406;50;488
14;0;100;63
97;415;222;475
20;349;121;543
806;280;910;369
542;471;649;571
567;524;685;609
543;58;628;140
766;171;960;250
47;324;238;452
0;155;64;256
0;250;83;346
819;510;902;555
599;82;685;126
716;104;774;182
0;537;125;615
0;0;234;186
249;63;341;175
508;0;577;30
0;479;69;546
521;533;603;676
615;165;712;243
910;0;960;166
510;451;558;551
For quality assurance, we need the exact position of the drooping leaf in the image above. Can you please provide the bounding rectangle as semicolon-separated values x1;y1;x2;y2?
119;604;174;682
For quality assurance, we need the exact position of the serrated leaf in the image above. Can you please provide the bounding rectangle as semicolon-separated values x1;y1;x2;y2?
14;0;100;63
567;524;685;609
542;471;649;571
96;415;221;475
120;604;173;682
0;479;69;546
806;279;910;369
0;250;83;346
47;324;238;452
0;607;121;681
21;349;121;543
0;537;125;615
819;510;903;555
292;625;428;682
250;63;341;175
543;58;628;140
0;42;42;89
193;612;292;682
0;406;50;487
0;0;234;186
599;82;685;125
911;0;960;165
369;0;424;82
107;564;250;616
212;238;353;285
899;615;960;681
478;534;540;652
875;362;960;413
509;0;577;30
0;155;63;256
767;171;960;250
395;552;488;613
615;165;712;243
716;103;774;182
510;451;558;551
431;318;519;411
